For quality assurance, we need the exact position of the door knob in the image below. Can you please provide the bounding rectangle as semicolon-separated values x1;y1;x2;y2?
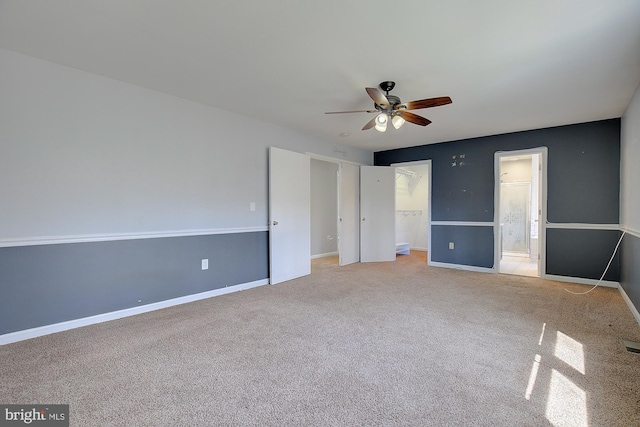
362;217;366;221
272;220;279;226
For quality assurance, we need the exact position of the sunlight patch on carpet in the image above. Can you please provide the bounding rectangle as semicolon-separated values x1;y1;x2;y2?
525;354;542;400
538;322;546;346
545;369;587;427
555;331;585;375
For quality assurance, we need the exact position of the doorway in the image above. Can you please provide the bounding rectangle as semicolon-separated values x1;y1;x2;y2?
309;157;360;268
392;161;431;261
311;160;412;266
495;149;546;277
310;158;339;264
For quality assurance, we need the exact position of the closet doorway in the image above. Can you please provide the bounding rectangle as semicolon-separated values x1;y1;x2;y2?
310;157;360;267
310;158;339;265
495;148;546;277
392;161;431;261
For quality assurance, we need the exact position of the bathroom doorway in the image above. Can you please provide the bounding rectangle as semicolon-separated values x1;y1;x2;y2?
496;149;546;277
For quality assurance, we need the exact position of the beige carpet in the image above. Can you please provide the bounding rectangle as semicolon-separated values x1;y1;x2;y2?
1;251;639;426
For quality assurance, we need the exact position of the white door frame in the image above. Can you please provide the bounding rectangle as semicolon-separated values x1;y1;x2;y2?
494;147;548;276
391;160;432;263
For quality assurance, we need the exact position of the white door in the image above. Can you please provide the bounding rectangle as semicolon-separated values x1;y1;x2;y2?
338;163;360;266
269;147;310;284
360;166;396;262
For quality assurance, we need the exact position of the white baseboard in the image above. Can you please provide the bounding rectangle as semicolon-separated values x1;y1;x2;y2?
310;251;338;260
618;285;640;327
425;264;624;291
543;274;619;289
428;260;495;273
0;278;269;346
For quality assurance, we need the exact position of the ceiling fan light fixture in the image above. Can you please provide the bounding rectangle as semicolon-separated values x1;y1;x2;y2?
392;114;405;129
375;113;388;132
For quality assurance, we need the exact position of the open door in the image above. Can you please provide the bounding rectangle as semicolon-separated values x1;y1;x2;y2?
360;166;396;262
338;162;360;266
269;147;310;284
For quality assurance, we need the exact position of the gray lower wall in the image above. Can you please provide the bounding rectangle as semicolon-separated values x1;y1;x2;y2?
0;232;268;335
546;229;622;281
431;225;494;268
621;233;640;313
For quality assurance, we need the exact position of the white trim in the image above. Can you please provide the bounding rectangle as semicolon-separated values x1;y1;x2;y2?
390;160;431;168
495;147;550;157
621;226;640;238
310;251;338;260
0;278;269;346
619;285;640;327
429;261;495;274
543;274;619;289
307;152;365;166
0;226;269;248
545;223;620;230
431;221;494;227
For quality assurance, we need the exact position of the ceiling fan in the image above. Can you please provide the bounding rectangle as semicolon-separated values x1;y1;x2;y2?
325;81;452;132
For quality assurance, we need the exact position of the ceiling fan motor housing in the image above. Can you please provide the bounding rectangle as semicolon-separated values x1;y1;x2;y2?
375;94;401;111
385;95;401;107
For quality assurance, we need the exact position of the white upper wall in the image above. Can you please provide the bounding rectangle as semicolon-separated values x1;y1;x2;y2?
0;49;372;241
621;82;640;235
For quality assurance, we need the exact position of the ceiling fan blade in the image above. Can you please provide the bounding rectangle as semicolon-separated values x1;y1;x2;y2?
362;117;376;130
325;109;377;114
398;111;432;126
366;87;390;109
397;96;452;111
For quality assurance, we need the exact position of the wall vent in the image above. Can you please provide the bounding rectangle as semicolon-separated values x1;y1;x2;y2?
622;340;640;354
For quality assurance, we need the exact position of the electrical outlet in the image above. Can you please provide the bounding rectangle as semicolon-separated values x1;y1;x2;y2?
250;202;256;211
201;259;209;270
449;242;454;250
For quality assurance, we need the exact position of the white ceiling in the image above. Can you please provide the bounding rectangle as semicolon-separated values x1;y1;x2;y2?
1;1;639;152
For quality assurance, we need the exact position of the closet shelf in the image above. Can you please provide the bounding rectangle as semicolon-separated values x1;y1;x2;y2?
396;209;423;216
396;242;410;255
